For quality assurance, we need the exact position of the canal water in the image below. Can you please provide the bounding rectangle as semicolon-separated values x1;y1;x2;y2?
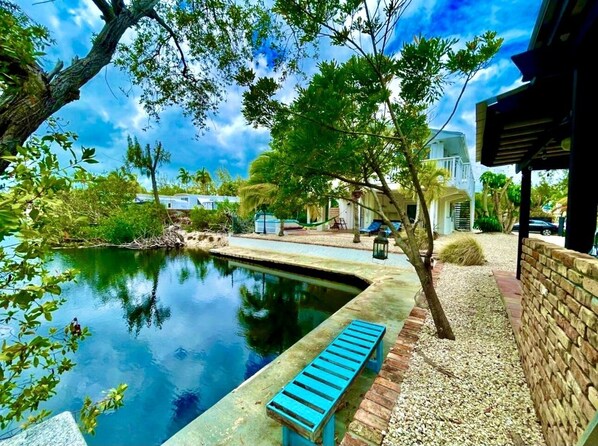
33;248;361;446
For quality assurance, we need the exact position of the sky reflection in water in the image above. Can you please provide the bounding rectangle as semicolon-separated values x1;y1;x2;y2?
39;248;360;446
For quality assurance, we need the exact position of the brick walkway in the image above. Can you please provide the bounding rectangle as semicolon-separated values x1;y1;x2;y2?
339;264;443;446
492;270;523;338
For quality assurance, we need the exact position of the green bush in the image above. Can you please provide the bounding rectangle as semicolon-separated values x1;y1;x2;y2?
412;227;438;250
473;216;502;232
231;215;254;234
189;207;218;230
190;202;252;232
96;203;164;243
439;236;486;266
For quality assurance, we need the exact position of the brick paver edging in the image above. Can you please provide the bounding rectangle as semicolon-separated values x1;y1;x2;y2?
339;264;442;446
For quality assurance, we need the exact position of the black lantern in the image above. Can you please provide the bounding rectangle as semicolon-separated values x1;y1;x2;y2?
372;229;389;260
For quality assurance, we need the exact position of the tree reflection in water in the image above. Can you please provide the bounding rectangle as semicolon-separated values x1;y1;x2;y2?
56;249;178;335
55;248;245;336
44;248;361;446
237;272;304;357
167;390;204;438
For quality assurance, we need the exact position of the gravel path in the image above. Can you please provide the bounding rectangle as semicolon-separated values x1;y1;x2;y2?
382;232;546;446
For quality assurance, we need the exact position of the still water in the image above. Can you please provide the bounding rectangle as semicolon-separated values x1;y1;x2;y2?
39;248;361;446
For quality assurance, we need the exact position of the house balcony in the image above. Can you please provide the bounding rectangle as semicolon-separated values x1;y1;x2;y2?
424;156;475;200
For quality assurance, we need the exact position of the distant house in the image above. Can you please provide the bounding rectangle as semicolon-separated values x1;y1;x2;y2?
135;193;239;210
321;129;475;236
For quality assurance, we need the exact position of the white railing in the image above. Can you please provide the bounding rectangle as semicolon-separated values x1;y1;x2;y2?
424;156;475;199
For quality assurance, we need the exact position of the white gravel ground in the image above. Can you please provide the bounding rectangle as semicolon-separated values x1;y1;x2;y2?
382;232;546;446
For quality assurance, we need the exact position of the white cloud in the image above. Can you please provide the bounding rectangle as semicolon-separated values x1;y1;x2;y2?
68;0;103;29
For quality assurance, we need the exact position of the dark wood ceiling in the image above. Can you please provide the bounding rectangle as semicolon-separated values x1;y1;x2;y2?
476;0;598;172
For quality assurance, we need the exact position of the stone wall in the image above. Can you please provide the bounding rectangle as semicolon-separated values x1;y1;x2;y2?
519;239;598;446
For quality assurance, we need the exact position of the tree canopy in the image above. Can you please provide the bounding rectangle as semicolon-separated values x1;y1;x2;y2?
240;1;502;339
0;0;307;173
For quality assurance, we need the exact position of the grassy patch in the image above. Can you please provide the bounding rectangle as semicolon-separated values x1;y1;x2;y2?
439;236;486;266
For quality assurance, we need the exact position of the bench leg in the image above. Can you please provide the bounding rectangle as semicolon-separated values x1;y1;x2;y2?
367;340;383;373
322;414;335;446
281;415;335;446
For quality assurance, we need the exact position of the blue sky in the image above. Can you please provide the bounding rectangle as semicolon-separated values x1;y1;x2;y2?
19;0;543;188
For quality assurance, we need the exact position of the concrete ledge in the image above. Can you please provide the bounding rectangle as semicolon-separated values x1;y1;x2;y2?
163;246;420;445
228;235;412;269
0;412;87;446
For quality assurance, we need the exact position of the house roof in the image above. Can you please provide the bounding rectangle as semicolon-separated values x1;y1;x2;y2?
430;129;469;161
476;0;598;172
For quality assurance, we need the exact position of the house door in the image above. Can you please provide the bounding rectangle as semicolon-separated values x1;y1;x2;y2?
407;204;416;223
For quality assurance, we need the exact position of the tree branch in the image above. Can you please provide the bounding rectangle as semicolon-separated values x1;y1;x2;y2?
147;9;189;75
420;73;473;152
287;108;403;143
111;0;125;15
91;0;115;22
46;60;63;81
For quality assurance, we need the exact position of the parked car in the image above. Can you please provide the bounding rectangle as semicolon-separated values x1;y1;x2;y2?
512;219;559;236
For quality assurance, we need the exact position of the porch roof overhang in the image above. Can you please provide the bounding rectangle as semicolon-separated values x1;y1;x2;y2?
475;0;598;261
476;0;598;173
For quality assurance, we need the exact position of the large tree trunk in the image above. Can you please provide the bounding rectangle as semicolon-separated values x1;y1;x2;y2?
278;219;285;236
372;152;455;340
150;170;160;206
0;4;155;174
352;200;360;243
412;256;454;340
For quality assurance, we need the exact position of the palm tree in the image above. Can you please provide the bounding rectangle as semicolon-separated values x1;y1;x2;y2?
410;162;450;228
194;168;213;194
177;168;192;189
239;152;284;235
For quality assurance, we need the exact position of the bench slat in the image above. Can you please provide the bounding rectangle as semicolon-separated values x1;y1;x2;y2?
294;374;343;401
338;333;371;349
347;325;380;338
270;393;323;428
283;383;333;413
344;327;378;342
352;320;385;334
326;345;367;365
313;358;355;380
330;341;368;361
320;351;359;371
333;339;371;356
304;365;349;390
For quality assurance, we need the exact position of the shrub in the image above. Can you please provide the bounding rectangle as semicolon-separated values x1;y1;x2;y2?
439;236;486;266
413;227;438;250
473;216;502;233
96;203;164;243
231;215;254;234
189;207;218;230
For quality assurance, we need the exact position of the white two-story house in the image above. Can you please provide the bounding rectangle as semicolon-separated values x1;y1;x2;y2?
324;129;475;236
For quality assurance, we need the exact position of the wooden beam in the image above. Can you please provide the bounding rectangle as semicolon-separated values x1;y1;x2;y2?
517;168;532;280
499;136;540;144
504;118;552;130
502;127;549;138
565;64;598;253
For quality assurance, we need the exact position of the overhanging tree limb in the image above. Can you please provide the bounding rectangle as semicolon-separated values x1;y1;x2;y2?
91;0;115;22
147;9;189;75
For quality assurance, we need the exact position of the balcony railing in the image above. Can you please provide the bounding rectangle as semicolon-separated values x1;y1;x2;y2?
423;156;475;199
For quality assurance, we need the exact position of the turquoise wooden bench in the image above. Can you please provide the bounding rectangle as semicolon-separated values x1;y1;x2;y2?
266;319;386;446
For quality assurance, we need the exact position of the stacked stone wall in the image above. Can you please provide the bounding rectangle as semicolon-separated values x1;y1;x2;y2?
519;239;598;445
